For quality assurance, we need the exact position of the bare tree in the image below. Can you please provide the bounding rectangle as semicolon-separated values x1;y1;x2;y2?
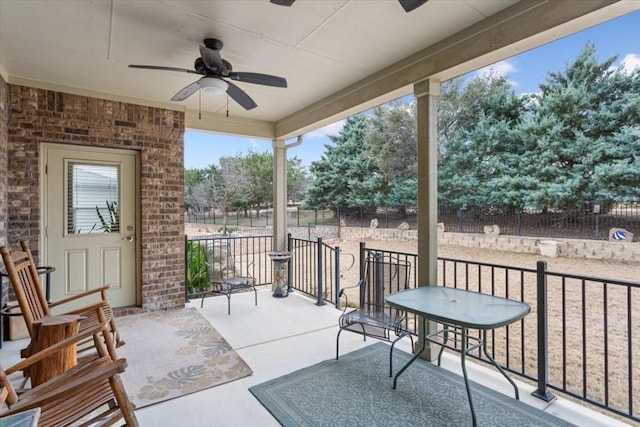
210;156;251;233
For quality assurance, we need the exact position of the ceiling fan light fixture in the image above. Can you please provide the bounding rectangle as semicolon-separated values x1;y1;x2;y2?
199;77;228;95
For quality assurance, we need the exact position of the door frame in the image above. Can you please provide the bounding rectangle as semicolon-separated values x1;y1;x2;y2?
39;142;142;306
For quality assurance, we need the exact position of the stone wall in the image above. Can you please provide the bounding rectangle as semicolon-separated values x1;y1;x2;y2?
7;85;186;312
290;225;640;262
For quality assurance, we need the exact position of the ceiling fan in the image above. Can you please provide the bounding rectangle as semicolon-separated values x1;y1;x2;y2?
128;38;287;111
270;0;429;13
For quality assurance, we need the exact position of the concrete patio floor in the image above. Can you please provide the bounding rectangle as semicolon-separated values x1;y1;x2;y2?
0;290;631;426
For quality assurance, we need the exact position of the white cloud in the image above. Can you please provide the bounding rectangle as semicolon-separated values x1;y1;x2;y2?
304;120;346;140
475;60;518;86
621;53;640;74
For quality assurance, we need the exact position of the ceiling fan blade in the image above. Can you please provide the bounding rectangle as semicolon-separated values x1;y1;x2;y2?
398;0;428;12
228;72;287;88
199;45;223;72
129;64;201;75
226;81;257;110
170;81;201;101
270;0;296;6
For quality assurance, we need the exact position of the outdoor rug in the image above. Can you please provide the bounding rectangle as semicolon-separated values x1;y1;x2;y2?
117;307;252;408
250;342;575;427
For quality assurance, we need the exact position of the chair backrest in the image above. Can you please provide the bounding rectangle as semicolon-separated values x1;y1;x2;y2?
208;240;251;280
360;252;411;313
0;370;18;408
0;241;51;338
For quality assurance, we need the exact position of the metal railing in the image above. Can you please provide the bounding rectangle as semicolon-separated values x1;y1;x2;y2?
287;234;355;306
184;234;273;301
184;234;639;422
358;245;639;423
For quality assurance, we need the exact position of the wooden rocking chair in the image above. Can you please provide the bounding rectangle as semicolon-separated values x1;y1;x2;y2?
0;240;124;360
0;319;138;426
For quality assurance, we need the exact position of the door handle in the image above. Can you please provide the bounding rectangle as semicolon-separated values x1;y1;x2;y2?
122;236;135;242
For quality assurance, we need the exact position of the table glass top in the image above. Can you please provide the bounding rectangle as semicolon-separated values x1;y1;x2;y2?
385;286;530;329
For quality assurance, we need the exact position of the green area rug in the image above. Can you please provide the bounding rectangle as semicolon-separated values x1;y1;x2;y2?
118;307;252;408
250;342;575;427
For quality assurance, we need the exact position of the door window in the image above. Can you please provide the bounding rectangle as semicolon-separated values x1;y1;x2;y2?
66;163;120;235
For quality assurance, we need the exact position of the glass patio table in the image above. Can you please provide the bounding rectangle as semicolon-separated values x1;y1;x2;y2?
385;286;531;427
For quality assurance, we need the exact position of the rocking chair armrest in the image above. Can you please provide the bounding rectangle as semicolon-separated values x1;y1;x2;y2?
6;357;127;413
48;285;112;308
62;300;110;317
5;321;109;376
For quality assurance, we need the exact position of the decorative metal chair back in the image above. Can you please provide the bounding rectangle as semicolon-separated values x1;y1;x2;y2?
201;240;257;314
336;251;414;376
361;252;411;316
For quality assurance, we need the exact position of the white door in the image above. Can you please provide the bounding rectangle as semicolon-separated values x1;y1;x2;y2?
42;144;139;309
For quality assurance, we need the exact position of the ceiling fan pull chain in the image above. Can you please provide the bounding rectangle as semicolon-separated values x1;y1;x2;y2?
226;93;229;118
199;89;202;120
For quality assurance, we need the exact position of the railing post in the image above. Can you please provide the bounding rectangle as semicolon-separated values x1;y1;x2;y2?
374;252;383;313
359;241;366;281
334;245;341;309
184;234;190;303
316;237;325;306
532;260;555;402
287;233;293;293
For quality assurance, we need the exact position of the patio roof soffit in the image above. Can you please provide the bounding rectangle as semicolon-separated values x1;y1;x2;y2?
273;0;636;140
185;110;276;140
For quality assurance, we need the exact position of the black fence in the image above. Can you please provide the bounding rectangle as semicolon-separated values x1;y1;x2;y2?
184;232;639;422
186;201;639;241
359;244;640;423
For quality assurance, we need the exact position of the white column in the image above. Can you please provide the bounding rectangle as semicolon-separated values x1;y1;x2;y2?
415;78;440;360
272;138;287;251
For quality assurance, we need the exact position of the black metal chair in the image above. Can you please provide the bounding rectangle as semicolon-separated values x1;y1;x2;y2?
336;252;414;377
201;241;257;315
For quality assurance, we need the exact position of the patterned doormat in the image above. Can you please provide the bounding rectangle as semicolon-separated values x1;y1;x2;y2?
250;342;575;427
117;307;252;408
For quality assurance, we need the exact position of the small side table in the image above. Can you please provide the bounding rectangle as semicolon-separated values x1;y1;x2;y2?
26;314;84;387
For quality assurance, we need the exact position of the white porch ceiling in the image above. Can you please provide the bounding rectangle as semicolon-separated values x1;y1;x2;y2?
0;0;637;138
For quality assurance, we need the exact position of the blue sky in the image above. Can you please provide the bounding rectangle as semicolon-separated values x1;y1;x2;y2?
185;9;640;170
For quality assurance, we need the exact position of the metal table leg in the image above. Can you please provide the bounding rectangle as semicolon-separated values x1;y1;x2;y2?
392;316;426;389
460;328;477;427
481;329;520;399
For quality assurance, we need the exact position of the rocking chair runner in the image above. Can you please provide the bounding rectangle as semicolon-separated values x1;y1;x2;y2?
0;240;124;359
0;319;138;427
336;252;414;377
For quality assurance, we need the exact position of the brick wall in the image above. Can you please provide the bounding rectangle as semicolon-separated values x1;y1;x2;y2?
7;85;186;312
0;75;8;311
